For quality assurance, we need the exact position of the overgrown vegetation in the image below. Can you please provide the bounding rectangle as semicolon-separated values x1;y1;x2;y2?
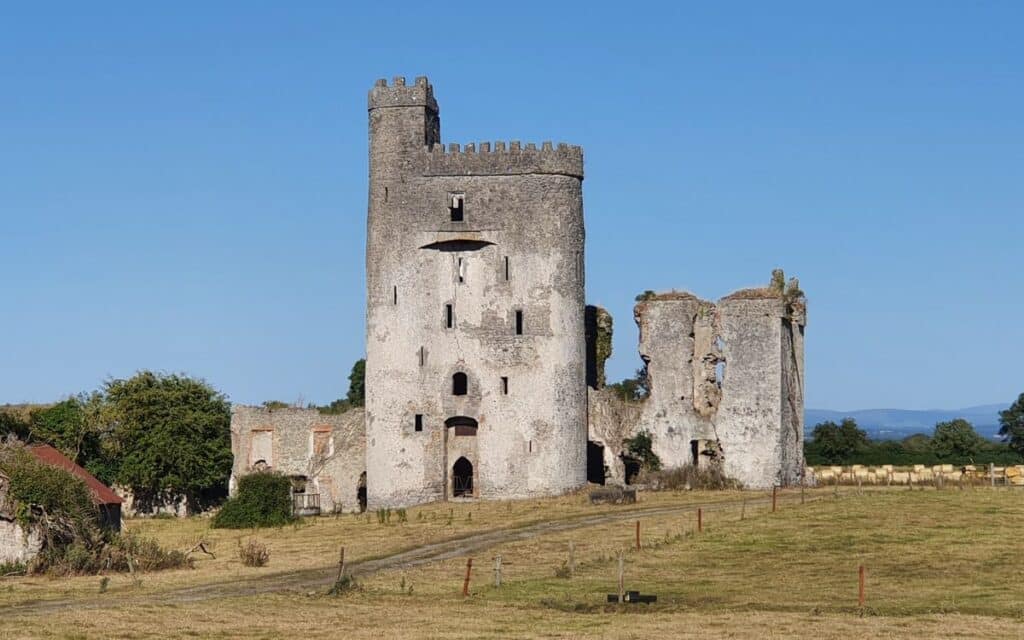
0;443;188;575
999;392;1024;457
637;464;742;490
211;472;295;529
622;430;661;472
238;538;270;567
607;364;649;402
805;417;1022;466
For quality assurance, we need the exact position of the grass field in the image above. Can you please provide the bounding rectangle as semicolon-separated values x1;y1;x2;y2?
1;487;1022;638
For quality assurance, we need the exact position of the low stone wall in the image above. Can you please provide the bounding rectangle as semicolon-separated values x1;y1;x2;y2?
806;464;1024;486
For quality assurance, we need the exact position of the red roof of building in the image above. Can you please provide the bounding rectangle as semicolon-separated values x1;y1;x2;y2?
27;444;123;505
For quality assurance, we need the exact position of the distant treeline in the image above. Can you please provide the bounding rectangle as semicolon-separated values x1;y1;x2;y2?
805;401;1024;466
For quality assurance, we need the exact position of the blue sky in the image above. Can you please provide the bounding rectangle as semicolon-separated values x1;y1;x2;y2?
2;2;1021;410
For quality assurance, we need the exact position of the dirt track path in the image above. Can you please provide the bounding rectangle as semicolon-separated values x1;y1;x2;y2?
2;492;798;615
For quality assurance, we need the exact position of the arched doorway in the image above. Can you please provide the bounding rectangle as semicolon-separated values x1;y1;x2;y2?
452;457;473;497
445;416;478;436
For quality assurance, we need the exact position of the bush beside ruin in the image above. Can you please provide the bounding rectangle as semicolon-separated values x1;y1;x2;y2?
212;472;294;529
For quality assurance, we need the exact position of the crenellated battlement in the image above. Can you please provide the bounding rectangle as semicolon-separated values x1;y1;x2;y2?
423;140;583;178
368;75;438;112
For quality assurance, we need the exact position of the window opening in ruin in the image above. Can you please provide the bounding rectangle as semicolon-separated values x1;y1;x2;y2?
445;416;478;436
415;414;423;432
384;186;388;202
586;441;606;485
419;346;425;367
715;362;726;389
452;457;473;497
528;440;532;453
449;193;464;222
452;372;468;396
515;310;523;335
393;285;397;305
690;440;700;467
357;472;367;513
504;256;510;281
445;304;454;329
457;257;465;283
621;456;641;485
501;376;508;395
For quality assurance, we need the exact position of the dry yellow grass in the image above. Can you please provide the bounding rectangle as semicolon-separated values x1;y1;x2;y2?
1;487;1023;639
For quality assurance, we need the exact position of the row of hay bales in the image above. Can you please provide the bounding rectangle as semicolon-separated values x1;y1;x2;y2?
806;464;1024;486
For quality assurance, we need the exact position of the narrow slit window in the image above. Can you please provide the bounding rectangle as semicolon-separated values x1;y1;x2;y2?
457;257;465;283
384;186;389;202
393;285;397;305
504;256;509;281
501;376;509;395
414;414;423;432
514;310;523;335
445;304;454;329
419;346;425;367
449;194;464;222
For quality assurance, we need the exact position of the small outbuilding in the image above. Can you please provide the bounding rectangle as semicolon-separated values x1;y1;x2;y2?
26;444;123;532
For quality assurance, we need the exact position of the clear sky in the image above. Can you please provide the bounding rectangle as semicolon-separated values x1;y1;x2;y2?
2;2;1021;410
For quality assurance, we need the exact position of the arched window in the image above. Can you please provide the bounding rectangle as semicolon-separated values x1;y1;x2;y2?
452;372;468;396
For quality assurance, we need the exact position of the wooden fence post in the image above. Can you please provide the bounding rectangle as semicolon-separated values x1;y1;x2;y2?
772;486;777;513
462;558;473;596
494;555;502;587
858;564;866;608
617;551;625;603
336;546;346;583
635;520;641;551
697;508;703;533
990;463;995;487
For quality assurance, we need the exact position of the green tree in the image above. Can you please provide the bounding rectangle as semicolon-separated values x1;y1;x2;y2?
104;371;232;509
623;430;661;472
0;410;29;440
999;393;1024;457
931;418;986;460
810;418;869;464
346;359;366;407
608;365;649;402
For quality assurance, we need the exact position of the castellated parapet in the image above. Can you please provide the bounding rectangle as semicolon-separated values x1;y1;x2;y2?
365;76;587;508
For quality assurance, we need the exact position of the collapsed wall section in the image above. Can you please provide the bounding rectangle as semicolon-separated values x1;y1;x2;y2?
230;406;366;513
620;275;806;488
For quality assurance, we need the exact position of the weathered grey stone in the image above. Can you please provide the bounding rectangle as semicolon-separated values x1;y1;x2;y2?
364;77;587;508
230;406;366;513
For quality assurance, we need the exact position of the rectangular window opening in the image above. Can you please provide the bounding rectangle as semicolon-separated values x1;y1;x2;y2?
414;414;423;432
393;285;397;305
384;186;389;202
418;346;425;367
515;310;523;335
457;257;465;283
501;376;509;395
445;304;454;329
504;256;510;281
449;194;464;222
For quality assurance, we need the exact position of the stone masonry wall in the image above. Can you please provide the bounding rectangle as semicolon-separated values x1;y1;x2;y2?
230;406;366;513
365;77;587;508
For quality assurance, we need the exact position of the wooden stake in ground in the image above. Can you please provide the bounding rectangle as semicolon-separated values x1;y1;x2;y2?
462;558;473;597
336;546;346;583
568;542;576;576
617;551;625;603
493;555;502;587
697;508;703;533
772;486;777;513
990;462;995;487
858;564;866;608
635;520;641;551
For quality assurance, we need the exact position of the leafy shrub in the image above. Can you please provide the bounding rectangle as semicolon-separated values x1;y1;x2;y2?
238;538;270;567
638;464;742;491
623;430;661;472
211;472;294;529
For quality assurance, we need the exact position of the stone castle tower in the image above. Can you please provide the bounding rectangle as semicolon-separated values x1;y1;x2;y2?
364;77;587;508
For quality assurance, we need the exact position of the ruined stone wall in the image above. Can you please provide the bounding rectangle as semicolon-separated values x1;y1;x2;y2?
230;406;366;513
623;277;806;489
365;77;587;508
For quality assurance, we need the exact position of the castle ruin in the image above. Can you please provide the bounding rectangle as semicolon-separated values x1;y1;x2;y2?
228;77;805;511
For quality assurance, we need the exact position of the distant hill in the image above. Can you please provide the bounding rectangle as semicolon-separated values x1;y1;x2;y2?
805;404;1008;441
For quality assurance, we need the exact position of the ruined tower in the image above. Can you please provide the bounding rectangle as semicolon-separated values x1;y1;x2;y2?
365;77;587;508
